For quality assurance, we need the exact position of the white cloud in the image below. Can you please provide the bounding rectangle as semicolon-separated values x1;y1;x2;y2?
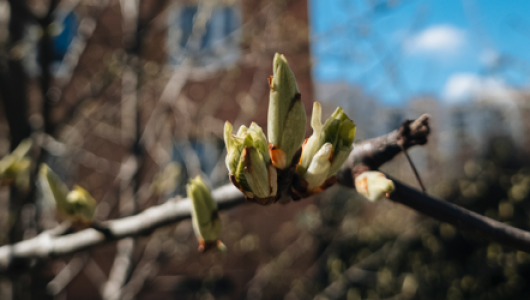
443;73;479;101
405;25;465;55
443;73;513;103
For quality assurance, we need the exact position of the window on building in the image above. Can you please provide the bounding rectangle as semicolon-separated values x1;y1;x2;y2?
53;11;79;62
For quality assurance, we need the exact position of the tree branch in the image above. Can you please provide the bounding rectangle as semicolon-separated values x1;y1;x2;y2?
0;185;244;272
4;114;530;275
387;178;530;252
336;114;430;187
336;113;530;253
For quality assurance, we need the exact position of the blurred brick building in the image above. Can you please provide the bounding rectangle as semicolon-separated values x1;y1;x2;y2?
42;0;317;299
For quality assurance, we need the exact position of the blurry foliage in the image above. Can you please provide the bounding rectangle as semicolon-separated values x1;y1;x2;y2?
286;136;530;300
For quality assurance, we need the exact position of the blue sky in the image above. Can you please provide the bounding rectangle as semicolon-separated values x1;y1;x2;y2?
309;0;530;105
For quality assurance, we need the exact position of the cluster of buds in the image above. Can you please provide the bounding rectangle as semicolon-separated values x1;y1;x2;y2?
39;164;96;225
224;53;356;204
187;175;226;252
355;171;395;202
294;102;356;197
0;139;33;191
224;122;278;205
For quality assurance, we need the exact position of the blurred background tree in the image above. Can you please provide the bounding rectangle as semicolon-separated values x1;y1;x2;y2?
0;0;529;299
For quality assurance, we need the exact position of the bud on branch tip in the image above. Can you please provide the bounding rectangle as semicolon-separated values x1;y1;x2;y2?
355;171;395;202
39;163;96;225
267;53;306;169
187;175;225;252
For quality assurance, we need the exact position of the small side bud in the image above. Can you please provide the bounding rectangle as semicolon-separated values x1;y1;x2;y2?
0;139;33;191
66;185;97;224
187;176;224;252
355;171;395;202
39;164;96;225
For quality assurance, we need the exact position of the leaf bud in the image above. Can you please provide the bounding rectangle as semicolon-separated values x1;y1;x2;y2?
267;53;306;169
224;121;277;203
187;175;224;252
0;139;33;191
355;171;395;202
39;163;96;224
298;103;356;180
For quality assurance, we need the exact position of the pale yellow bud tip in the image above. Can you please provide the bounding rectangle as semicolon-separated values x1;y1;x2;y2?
355;171;395;202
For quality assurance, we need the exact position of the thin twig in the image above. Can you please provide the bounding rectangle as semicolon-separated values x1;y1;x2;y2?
398;143;426;194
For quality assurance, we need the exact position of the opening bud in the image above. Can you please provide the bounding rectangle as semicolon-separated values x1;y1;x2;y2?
224;121;277;203
355;171;395;202
65;185;96;224
303;143;333;190
39;163;96;224
298;102;356;181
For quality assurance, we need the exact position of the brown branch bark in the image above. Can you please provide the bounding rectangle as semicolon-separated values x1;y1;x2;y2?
336;114;430;187
387;178;530;252
336;113;530;253
4;113;530;275
0;185;245;272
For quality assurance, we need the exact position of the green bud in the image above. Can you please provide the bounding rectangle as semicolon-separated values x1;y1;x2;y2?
322;107;356;152
298;103;356;179
303;143;332;190
267;53;306;169
224;121;277;200
298;102;324;176
224;121;243;175
0;139;33;190
355;171;395;202
187;175;224;252
65;185;96;224
39;164;96;224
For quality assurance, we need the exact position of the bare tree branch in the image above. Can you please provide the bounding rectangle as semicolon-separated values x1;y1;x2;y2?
336;113;430;187
336;114;530;253
4;114;530;276
386;178;530;252
0;184;244;272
